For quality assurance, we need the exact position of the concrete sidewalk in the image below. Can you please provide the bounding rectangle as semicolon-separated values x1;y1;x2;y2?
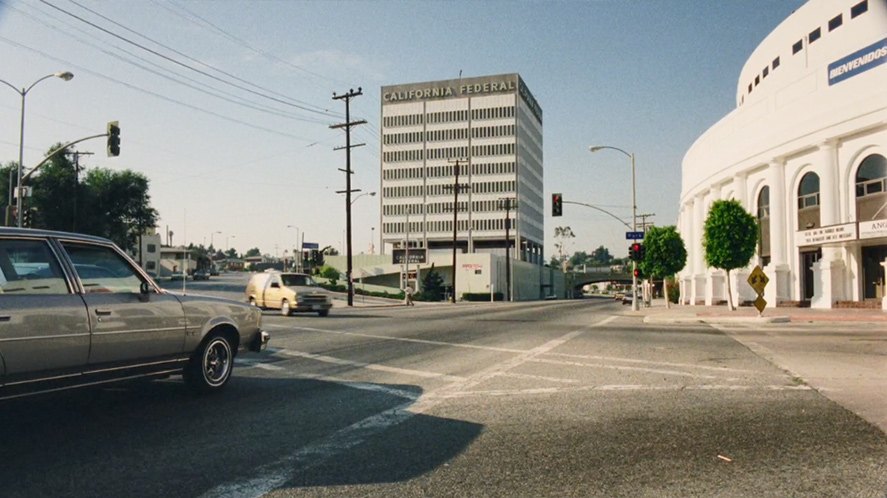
633;300;887;435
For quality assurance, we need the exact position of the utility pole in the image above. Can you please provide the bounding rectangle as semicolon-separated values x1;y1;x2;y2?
330;88;366;307
66;150;93;233
499;197;517;302
444;158;469;303
637;213;656;232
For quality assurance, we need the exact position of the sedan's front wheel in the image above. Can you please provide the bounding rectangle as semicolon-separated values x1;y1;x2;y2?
184;334;233;393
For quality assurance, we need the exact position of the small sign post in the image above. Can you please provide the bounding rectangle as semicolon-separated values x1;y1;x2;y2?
747;265;769;316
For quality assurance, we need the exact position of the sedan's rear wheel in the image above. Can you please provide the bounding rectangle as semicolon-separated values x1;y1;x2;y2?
281;300;291;316
184;334;233;393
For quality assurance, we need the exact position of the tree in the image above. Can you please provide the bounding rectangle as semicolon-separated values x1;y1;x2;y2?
590;245;613;266
703;199;758;311
244;247;261;258
225;248;238;259
419;264;445;301
569;251;590;269
638;225;687;308
553;226;575;271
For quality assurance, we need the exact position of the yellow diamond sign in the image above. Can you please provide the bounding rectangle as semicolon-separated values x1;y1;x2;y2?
754;295;767;314
747;265;769;296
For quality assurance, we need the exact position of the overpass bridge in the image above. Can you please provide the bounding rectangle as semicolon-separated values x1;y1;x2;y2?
567;266;633;290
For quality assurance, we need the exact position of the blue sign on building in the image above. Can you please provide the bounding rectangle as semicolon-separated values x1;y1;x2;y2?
626;231;644;240
828;37;887;86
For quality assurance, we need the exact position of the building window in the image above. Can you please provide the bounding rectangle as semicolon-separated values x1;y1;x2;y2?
146;261;156;270
773;57;780;69
808;28;821;44
855;154;887;197
147;244;156;253
828;14;843;31
792;40;803;54
851;0;868;18
754;75;760;86
748;83;753;93
763;66;769;78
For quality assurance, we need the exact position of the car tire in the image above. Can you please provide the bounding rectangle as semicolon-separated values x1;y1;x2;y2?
318;309;329;317
184;334;233;393
249;297;259;309
281;300;291;316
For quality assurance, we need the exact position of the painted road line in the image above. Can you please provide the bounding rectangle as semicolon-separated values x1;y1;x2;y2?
542;351;765;374
429;383;813;399
277;349;467;382
529;357;742;381
495;372;582;384
201;317;612;498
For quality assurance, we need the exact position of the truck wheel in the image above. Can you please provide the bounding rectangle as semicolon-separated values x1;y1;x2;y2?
281;300;291;316
184;334;233;393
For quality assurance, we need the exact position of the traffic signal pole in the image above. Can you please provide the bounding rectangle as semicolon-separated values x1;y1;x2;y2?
630;152;639;311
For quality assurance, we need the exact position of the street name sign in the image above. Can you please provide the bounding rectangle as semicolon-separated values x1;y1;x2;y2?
626;231;644;240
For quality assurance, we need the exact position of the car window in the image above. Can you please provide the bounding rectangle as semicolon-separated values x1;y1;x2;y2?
0;239;70;295
63;242;144;294
281;274;316;287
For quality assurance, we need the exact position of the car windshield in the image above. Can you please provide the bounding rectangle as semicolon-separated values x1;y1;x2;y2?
280;274;315;287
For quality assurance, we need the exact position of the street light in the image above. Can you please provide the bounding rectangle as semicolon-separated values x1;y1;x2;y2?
0;71;74;227
226;235;236;256
350;191;376;205
286;225;300;272
210;231;222;251
589;145;639;311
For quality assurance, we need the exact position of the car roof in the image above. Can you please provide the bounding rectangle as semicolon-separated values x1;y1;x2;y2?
0;227;113;245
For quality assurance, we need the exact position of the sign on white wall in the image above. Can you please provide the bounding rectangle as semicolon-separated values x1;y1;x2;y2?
859;219;887;240
795;222;857;247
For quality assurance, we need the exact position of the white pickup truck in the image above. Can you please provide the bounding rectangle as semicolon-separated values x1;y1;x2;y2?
245;271;332;316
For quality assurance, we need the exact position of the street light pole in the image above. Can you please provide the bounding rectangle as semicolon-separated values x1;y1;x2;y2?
286;225;300;271
0;71;74;228
590;145;639;311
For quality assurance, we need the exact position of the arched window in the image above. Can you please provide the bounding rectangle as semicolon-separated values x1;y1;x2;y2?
797;172;821;230
855;153;887;221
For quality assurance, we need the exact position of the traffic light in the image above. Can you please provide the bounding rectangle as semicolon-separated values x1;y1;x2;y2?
629;242;642;261
107;121;120;157
552;193;563;217
638;243;646;261
633;267;641;278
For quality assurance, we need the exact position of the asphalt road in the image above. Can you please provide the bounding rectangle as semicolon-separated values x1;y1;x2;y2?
1;288;885;497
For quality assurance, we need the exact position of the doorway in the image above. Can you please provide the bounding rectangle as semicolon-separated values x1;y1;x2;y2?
800;249;822;301
861;245;887;299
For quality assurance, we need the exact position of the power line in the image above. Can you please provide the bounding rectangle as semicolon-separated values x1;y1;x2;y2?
6;1;331;125
158;0;347;95
39;0;337;118
0;35;321;142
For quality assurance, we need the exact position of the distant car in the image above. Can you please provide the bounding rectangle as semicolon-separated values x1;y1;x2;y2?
614;292;625;301
169;272;187;281
622;293;633;305
0;227;269;400
193;269;210;280
209;267;220;276
245;271;332;316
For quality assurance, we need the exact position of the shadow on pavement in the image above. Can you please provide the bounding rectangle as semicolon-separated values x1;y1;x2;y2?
0;374;482;498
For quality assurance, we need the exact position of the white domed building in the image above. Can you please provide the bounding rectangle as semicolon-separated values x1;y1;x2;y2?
678;0;887;309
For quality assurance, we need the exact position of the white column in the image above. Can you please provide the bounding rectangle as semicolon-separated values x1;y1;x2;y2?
733;173;748;207
817;140;839;227
692;193;706;304
765;159;791;304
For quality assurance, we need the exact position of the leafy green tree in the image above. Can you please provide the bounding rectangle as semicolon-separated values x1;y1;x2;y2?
703;199;758;311
554;226;575;271
569;251;590;269
590;245;613;266
78;167;158;250
638;225;687;308
419;264;445;301
319;265;340;285
244;247;261;258
225;248;239;259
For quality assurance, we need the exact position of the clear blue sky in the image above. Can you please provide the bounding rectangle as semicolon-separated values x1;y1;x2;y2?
0;0;805;259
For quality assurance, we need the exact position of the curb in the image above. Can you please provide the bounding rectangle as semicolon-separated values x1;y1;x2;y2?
643;315;791;325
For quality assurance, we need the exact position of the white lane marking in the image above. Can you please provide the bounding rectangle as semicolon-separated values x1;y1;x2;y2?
495;372;581;384
267;322;768;377
529;357;741;381
542;351;762;374
264;323;526;354
429;383;813;399
201;318;609;498
277;349;466;382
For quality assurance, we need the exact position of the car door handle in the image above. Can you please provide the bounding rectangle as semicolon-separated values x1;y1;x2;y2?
94;309;112;316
